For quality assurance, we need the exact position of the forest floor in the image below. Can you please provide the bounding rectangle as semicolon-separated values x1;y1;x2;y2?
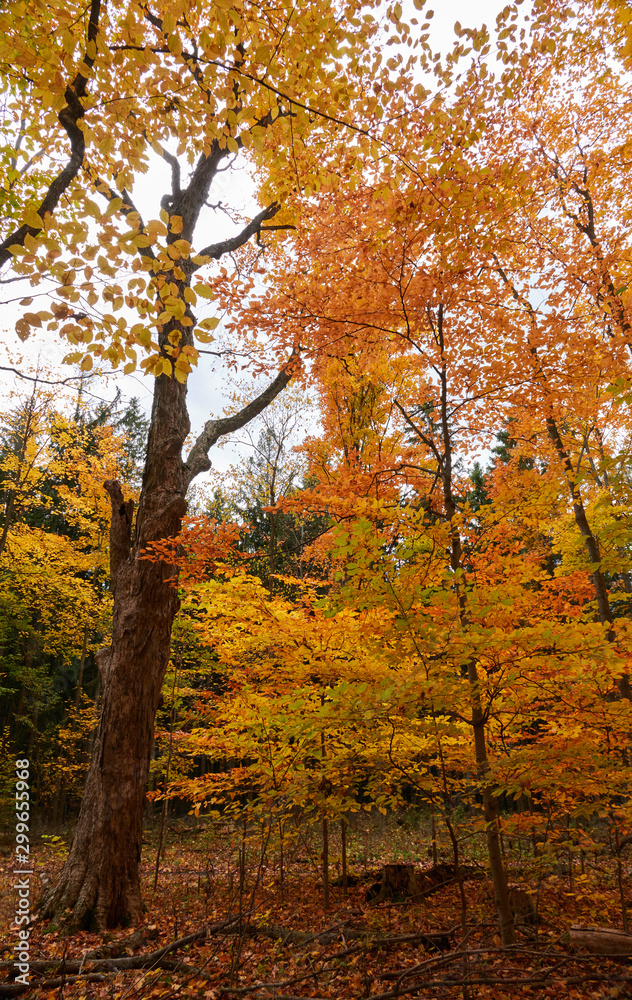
1;811;632;999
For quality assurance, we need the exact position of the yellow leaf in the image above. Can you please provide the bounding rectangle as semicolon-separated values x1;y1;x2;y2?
84;199;102;220
24;209;43;229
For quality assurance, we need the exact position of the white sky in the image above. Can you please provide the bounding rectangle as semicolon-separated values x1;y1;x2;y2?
0;0;513;486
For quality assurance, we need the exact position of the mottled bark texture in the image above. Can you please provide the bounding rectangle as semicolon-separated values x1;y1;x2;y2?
41;372;188;928
41;348;295;928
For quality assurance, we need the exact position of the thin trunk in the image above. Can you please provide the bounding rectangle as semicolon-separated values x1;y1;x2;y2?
239;816;247;903
74;625;89;710
468;662;514;943
445;816;467;936
0;381;39;561
435;314;515;946
153;661;179;891
321;706;329;910
430;803;438;866
495;260;629;697
546;414;630;699
322;817;330;910
341;817;348;900
617;853;629;933
278;819;284;902
397;318;515;944
268;511;276;576
619;558;632;617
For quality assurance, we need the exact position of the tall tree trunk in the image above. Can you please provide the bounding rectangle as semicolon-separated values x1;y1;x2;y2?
41;372;189;928
41;340;295;928
37;85;296;928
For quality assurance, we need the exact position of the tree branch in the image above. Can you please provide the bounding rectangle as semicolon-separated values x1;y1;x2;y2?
193;203;280;267
183;349;299;485
85;167;156;262
0;365;93;386
0;0;103;268
156;143;181;198
393;399;444;468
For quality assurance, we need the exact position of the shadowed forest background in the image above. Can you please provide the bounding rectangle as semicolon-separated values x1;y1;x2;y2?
4;0;632;996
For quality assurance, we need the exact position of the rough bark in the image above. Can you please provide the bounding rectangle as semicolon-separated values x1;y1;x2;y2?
569;925;632;955
41;352;295;928
41;371;188;928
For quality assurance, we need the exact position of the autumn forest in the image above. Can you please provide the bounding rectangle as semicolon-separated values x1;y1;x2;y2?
2;0;632;996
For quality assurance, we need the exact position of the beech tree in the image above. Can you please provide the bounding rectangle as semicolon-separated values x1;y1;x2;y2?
0;0;389;928
223;4;632;938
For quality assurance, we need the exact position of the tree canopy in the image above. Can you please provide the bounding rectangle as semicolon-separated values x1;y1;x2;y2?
3;0;632;988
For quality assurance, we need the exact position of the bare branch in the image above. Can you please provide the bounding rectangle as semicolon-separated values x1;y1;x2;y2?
156;143;181;198
183;349;299;485
393;399;443;468
0;365;93;386
193;203;280;267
